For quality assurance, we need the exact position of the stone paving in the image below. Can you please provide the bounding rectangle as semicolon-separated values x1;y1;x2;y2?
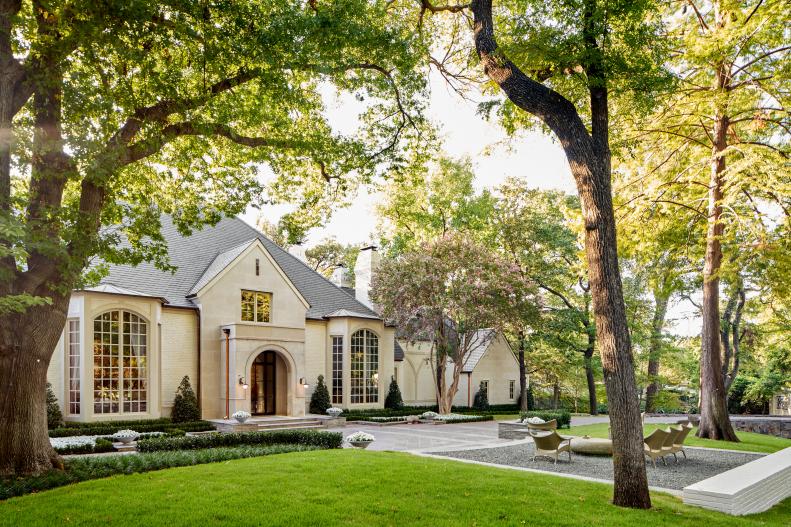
328;415;686;452
327;420;511;452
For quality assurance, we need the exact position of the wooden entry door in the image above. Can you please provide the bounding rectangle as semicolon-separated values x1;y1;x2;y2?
251;351;277;415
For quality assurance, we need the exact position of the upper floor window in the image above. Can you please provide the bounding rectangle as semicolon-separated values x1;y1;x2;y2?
509;380;515;400
241;290;271;322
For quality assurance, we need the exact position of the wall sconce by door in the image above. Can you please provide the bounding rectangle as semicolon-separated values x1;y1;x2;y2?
239;377;249;390
299;377;309;389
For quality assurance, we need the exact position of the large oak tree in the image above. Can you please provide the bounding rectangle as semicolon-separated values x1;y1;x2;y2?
0;0;426;476
410;0;669;507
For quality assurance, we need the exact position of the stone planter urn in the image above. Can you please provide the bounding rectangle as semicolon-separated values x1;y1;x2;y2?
113;430;139;445
326;407;343;418
346;432;375;449
232;410;251;423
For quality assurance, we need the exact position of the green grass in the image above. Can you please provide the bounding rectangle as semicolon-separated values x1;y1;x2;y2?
565;423;791;453
1;450;788;526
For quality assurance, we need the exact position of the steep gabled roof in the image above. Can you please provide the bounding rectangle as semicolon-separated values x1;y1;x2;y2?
99;215;380;320
187;240;254;297
461;329;497;373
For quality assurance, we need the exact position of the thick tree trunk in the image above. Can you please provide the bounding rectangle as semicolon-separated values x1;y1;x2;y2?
0;301;69;476
721;284;744;393
471;0;650;508
645;292;669;413
697;63;738;442
518;332;528;412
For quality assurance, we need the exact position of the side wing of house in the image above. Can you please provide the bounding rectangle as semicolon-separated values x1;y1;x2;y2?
398;339;438;406
450;333;520;407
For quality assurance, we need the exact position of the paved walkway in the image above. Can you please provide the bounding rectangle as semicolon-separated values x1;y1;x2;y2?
329;415;686;452
327;421;509;452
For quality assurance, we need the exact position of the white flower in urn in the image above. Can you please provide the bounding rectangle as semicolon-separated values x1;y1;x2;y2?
232;410;251;423
346;431;375;449
421;411;439;420
326;407;343;418
113;429;140;444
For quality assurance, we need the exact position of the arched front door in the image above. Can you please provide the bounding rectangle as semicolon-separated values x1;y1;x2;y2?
251;351;277;415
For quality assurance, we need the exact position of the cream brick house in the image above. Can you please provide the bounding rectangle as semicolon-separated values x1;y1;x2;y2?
47;215;519;422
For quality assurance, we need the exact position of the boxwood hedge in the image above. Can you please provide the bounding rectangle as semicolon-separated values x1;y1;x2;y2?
49;420;215;438
138;429;343;452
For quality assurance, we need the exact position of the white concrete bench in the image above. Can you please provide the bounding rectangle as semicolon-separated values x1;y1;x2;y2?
682;447;791;515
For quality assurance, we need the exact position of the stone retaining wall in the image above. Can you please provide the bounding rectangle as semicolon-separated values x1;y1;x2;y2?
498;421;532;440
729;417;791;439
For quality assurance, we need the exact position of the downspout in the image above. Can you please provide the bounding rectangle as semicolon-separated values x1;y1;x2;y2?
223;327;230;418
467;372;471;407
196;309;201;416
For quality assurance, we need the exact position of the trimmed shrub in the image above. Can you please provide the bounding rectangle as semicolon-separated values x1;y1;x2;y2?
1;444;317;500
384;377;404;410
309;375;331;415
519;410;572;429
171;376;201;423
437;415;493;424
53;438;116;456
46;382;63;429
473;382;490;411
49;420;215;438
138;429;343;452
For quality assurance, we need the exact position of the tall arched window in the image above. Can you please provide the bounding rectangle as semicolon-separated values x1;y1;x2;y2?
350;329;378;403
93;310;148;414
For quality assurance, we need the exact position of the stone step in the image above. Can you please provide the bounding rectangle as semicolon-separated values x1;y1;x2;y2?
253;419;323;430
254;424;325;433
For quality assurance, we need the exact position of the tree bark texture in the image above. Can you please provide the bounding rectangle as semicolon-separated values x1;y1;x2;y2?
471;0;650;508
697;59;738;442
0;300;68;476
645;291;669;413
720;284;744;392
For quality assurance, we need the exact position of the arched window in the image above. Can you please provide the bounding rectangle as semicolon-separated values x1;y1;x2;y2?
93;310;148;414
350;329;378;403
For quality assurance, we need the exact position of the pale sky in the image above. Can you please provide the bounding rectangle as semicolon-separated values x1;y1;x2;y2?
239;70;699;337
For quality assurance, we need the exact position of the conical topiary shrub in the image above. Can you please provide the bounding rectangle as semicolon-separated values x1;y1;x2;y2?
384;376;404;409
171;375;201;422
46;382;63;429
473;381;490;411
309;375;331;414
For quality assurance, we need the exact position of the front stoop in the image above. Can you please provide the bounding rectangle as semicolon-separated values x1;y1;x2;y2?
209;416;345;433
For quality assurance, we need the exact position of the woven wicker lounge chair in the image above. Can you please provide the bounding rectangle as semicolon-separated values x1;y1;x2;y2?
530;430;572;464
661;426;683;463
644;428;671;467
526;419;557;433
670;423;694;460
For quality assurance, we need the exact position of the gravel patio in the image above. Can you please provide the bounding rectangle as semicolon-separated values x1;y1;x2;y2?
432;442;764;490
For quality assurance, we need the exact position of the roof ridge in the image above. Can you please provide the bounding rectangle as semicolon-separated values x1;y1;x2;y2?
230;217;380;318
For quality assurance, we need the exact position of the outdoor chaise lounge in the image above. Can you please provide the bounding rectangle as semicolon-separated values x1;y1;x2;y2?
661;426;683;463
644;428;671;467
670;423;694;460
530;430;572;464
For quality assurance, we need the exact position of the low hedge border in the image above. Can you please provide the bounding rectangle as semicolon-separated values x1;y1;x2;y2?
1;444;318;500
518;410;572;429
52;430;187;455
138;429;343;452
49;420;214;438
435;415;493;424
342;404;525;421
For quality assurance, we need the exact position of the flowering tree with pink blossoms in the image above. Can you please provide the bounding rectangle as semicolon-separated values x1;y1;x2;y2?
371;232;539;413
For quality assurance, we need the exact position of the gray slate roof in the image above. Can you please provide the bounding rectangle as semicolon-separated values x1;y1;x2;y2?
100;215;381;320
461;329;497;373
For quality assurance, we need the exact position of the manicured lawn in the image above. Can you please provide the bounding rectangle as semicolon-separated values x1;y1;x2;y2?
565;423;791;453
1;450;788;526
